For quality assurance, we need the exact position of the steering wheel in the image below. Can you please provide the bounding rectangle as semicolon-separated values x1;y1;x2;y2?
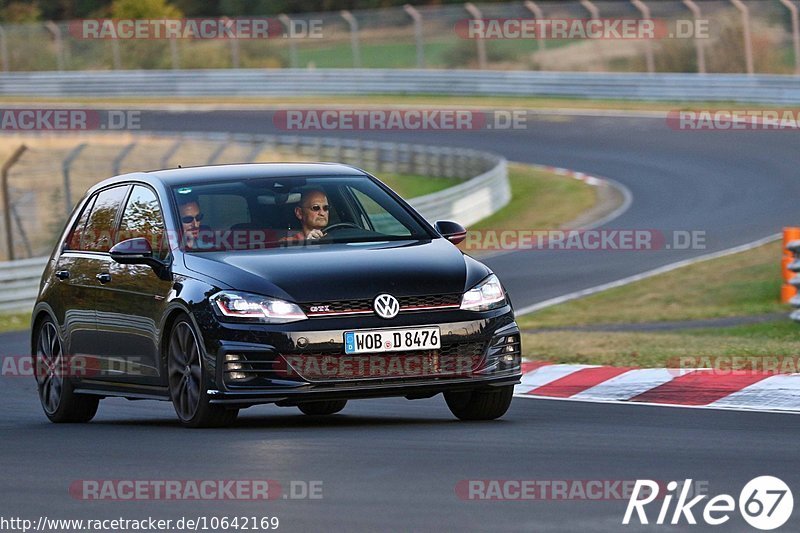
323;222;361;234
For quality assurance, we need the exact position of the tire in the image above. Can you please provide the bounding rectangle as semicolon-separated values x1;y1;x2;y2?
297;400;347;416
167;317;238;428
444;385;514;421
34;317;99;423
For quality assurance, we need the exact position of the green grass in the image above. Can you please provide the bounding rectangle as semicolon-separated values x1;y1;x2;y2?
469;163;596;232
518;240;785;330
518;240;797;367
0;312;29;334
374;173;461;199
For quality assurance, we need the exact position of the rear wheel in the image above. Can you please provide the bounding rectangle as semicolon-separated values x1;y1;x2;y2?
444;385;514;421
167;317;238;428
297;400;347;416
34;318;99;423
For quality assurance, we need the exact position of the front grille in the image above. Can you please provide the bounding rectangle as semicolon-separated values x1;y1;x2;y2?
276;340;487;382
301;294;462;317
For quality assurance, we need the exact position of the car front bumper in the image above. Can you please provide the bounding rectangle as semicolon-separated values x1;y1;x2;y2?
199;306;521;407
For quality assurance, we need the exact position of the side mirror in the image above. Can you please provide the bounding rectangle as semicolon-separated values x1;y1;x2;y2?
434;220;467;245
110;237;165;271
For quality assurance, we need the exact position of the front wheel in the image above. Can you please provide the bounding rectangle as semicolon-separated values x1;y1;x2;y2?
34;318;99;423
297;400;347;416
444;385;514;421
167;317;238;428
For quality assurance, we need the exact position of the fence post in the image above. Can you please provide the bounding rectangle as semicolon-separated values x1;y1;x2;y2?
112;143;136;175
523;1;546;54
62;143;87;215
221;17;240;68
579;0;605;70
631;0;655;74
403;4;426;68
44;21;65;71
0;24;9;72
730;0;754;75
682;0;707;74
111;39;122;70
780;0;800;75
464;3;487;70
169;37;180;70
2;145;27;261
278;14;299;68
340;10;361;68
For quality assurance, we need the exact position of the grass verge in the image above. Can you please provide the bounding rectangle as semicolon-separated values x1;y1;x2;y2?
0;312;29;334
518;240;794;367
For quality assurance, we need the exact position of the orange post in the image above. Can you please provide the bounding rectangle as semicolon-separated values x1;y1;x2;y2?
781;227;800;302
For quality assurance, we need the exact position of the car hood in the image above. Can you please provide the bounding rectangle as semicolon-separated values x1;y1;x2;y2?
182;238;490;302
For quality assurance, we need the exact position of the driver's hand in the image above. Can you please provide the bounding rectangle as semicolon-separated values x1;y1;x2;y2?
306;229;325;240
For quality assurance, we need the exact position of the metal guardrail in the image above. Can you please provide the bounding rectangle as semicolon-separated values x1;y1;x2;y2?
1;69;799;103
0;131;508;312
0;256;47;313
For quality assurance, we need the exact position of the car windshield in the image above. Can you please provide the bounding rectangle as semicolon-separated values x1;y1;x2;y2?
171;175;433;252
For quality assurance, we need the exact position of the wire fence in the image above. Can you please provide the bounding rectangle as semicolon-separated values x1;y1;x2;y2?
0;1;798;75
0;132;508;262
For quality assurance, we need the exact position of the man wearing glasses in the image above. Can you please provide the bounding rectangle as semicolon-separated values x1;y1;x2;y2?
177;197;206;249
292;188;329;241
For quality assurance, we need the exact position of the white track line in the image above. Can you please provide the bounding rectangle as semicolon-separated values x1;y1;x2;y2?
516;233;781;316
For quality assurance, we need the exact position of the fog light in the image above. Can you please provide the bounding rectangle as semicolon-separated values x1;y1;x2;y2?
228;372;247;380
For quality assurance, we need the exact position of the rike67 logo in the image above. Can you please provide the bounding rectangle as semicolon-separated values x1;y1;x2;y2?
623;477;793;530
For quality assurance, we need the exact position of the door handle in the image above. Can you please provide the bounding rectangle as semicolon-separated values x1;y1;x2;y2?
96;273;112;284
55;270;70;280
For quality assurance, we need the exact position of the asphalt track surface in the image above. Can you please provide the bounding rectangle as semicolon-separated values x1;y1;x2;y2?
2;110;800;532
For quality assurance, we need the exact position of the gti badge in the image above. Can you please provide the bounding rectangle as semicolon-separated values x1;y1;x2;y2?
374;294;400;319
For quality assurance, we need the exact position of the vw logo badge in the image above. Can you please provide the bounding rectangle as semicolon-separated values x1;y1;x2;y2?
374;294;400;319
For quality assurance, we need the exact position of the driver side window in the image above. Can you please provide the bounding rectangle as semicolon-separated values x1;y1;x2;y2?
349;188;411;236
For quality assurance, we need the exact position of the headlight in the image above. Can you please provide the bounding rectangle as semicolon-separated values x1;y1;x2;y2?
460;274;507;311
210;291;307;323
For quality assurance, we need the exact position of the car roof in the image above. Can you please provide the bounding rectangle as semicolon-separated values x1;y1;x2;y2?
91;162;370;191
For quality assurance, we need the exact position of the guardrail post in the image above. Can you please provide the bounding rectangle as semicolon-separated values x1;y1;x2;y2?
523;1;546;54
403;4;426;68
464;3;487;70
44;21;65;71
780;0;800;75
62;142;87;214
682;0;707;74
112;142;136;175
579;0;605;70
631;0;655;74
278;14;299;68
2;145;27;261
0;24;9;72
730;0;754;75
340;10;361;68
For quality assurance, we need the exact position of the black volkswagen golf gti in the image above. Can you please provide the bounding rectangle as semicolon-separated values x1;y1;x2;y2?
32;163;522;427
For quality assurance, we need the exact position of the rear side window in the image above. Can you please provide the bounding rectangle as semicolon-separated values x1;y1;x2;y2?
65;195;96;251
80;185;129;252
118;185;169;260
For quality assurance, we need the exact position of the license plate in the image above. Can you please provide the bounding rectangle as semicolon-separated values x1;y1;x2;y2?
344;327;440;354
